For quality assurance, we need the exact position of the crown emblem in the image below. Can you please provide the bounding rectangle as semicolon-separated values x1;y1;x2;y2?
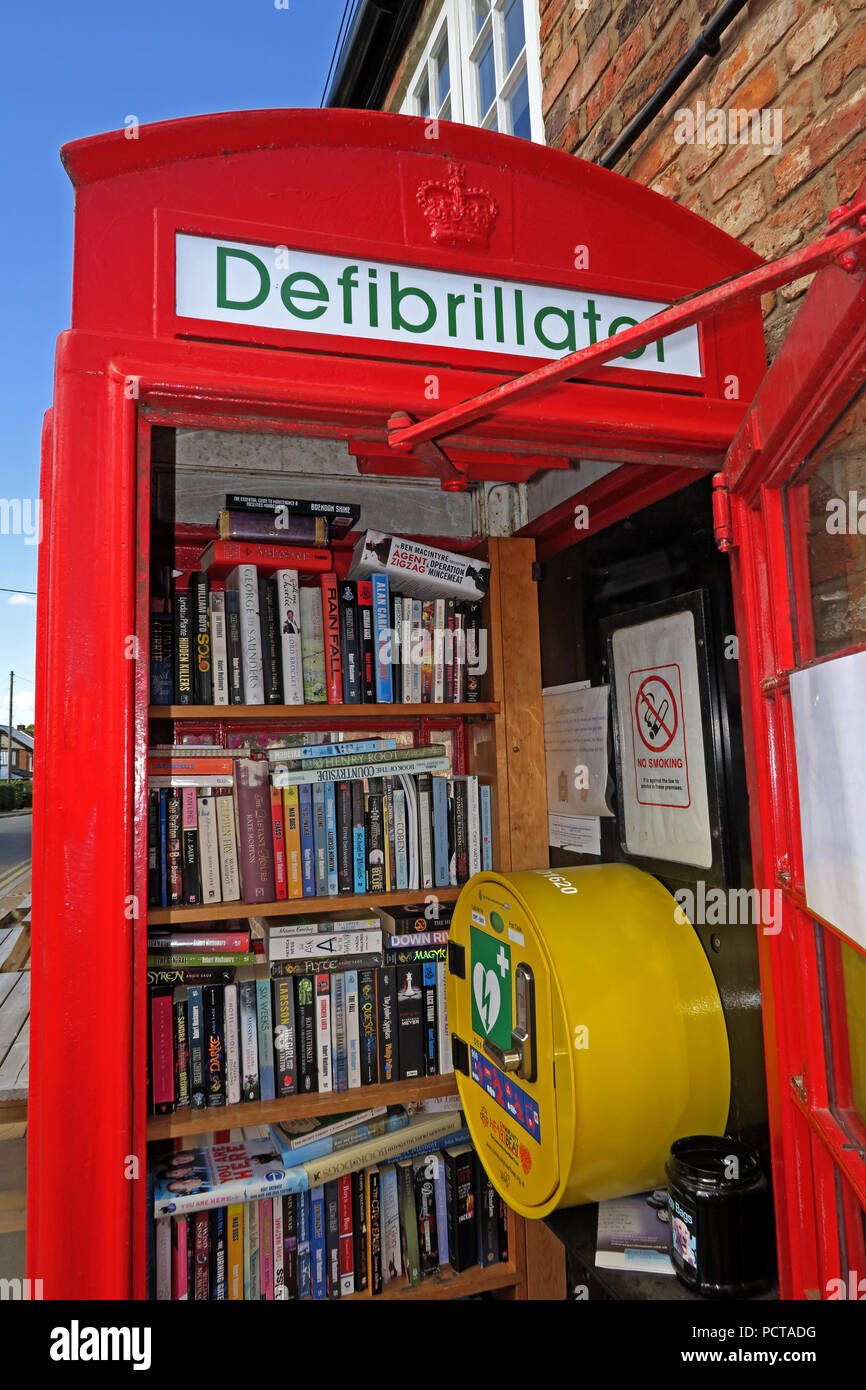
416;162;499;249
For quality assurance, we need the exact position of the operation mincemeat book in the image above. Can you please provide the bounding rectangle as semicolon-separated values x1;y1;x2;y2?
348;530;491;602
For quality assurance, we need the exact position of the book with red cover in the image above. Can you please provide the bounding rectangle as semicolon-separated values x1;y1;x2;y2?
271;784;288;902
199;540;332;582
150;988;175;1115
321;572;343;705
338;1173;354;1296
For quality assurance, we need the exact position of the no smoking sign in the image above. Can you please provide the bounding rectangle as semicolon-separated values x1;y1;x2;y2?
634;674;678;752
627;663;691;808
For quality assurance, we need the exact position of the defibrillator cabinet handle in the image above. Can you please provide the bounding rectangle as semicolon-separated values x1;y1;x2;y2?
482;962;537;1083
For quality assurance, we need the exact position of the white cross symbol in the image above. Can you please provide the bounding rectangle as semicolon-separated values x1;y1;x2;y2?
496;946;510;978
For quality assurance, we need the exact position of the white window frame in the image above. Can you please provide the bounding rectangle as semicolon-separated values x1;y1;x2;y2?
401;0;544;144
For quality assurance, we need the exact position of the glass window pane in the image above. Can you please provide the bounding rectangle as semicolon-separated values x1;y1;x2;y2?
840;937;866;1135
787;384;866;660
509;67;531;139
473;0;490;35
820;923;866;1155
435;35;450;109
418;74;430;117
477;38;496;116
439;95;451;120
504;0;526;72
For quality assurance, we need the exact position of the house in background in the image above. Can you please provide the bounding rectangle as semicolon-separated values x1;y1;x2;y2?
1;726;34;781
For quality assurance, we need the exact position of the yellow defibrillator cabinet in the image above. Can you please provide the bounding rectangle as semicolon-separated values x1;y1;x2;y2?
446;863;731;1219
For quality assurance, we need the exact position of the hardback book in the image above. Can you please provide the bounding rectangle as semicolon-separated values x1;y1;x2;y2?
272;977;297;1098
224;983;241;1106
371;573;393;703
380;1165;401;1284
203;985;226;1108
413;1157;439;1276
235;760;276;903
258;576;283;705
356;580;375;703
181;787;200;905
173;993;190;1110
274;568;304;704
295;975;318;1094
187;986;206;1109
218;509;328;546
190;571;213;706
200;539;332;582
224;588;244;704
444;1144;477;1273
215;793;241;903
255;977;276;1102
197;795;222;904
270;784;287;901
210;590;229;706
223;493;359;539
396;963;425;1080
338;580;361;704
173;585;194;705
348;531;491;602
315;973;333;1094
396;1159;422;1286
299;586;327;703
224;565;265;704
239;979;260;1103
320;572;343;705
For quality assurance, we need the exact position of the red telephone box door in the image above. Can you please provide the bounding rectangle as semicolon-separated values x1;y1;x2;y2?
723;187;866;1300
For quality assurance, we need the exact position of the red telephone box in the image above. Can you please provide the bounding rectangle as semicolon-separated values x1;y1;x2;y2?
31;107;861;1301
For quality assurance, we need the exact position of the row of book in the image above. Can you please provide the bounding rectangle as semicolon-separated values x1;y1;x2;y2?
147;741;492;907
152;1112;505;1298
150;522;490;709
148;943;454;1114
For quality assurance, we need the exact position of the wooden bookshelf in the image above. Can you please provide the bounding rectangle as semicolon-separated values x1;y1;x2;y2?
146;1074;460;1141
149;703;499;720
147;885;461;926
346;1262;518;1300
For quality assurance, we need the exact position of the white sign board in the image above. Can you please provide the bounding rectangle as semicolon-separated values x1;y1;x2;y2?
542;681;612;821
611;610;713;868
548;813;602;856
175;233;703;376
790;650;866;951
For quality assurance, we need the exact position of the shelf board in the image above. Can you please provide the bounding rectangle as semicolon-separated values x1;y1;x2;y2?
147;885;461;925
146;1075;460;1142
149;703;498;720
347;1262;517;1301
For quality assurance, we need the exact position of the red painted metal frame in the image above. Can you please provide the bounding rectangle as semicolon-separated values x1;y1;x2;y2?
30;109;772;1300
721;177;866;1299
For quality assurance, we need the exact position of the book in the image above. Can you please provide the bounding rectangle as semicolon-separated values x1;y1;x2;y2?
215;793;241;902
315;973;333;1094
282;1194;298;1300
396;1159;422;1286
173;993;190;1110
239;980;259;1103
324;781;339;896
173;586;193;705
171;1214;188;1301
436;961;453;1075
224;494;359;539
414;1156;439;1276
358;968;379;1085
255;977;276;1101
331;971;348;1094
193;1212;210;1300
297;1189;312;1299
258;575;283;705
344;970;361;1090
272;1106;389;1154
444;1144;477;1273
480;783;493;871
422;960;438;1076
235;760;276;903
225;565;265;704
380;1165;401;1284
299;586;327;703
272;977;297;1098
267;929;382;963
274;568;304;704
352;1168;368;1294
210;590;229;706
298;783;315;897
190;571;213;705
218;509;328;546
321;572;342;704
203;985;225;1107
335;780;352;894
187;986;206;1109
356;580;375;703
282;784;303;898
200;539;332;581
367;1167;383;1295
431;1152;449;1269
180;787;200;905
147;790;160;906
351;780;366;893
432;774;450;888
295;975;318;1094
396;962;425;1080
210;1206;227;1300
324;1181;341;1299
377;966;398;1084
310;1186;326;1300
224;588;244;704
476;1163;499;1267
338;580;361;704
349;530;491;602
338;1173;354;1296
165;789;183;906
371;573;393;703
150;989;174;1115
270;784;287;900
147;930;251;952
272;1194;285;1300
224;983;241;1106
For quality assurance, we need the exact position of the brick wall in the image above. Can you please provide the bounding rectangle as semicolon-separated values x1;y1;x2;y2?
540;0;866;357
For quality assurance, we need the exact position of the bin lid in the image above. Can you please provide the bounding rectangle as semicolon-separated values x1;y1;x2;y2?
447;874;563;1213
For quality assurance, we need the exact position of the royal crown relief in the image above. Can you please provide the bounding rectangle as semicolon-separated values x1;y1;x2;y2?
415;162;499;250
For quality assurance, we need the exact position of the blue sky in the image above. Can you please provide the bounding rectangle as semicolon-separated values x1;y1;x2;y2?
0;0;351;727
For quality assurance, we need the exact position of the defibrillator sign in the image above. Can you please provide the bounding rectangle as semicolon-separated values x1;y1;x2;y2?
470;927;512;1051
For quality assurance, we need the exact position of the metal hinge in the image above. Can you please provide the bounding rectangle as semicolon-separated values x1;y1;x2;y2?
712;472;734;553
447;940;466;979
531;560;543;582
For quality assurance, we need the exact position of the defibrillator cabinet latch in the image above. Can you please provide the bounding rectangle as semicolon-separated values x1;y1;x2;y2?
447;940;466;979
451;1033;470;1076
483;963;537;1082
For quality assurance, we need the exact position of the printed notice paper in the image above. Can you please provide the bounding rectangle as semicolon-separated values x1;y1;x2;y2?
542;682;612;820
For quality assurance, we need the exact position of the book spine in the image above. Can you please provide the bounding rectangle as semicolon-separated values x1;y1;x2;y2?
414;1158;439;1276
149;610;173;706
147;789;160;906
431;774;450;889
171;1215;188;1301
480;783;493;871
385;778;397;892
420;599;435;703
446;1147;476;1273
321;572;342;704
298;783;315;897
150;989;175;1115
344;970;361;1090
259;1198;274;1300
418;774;433;890
315;973;333;1093
247;1199;260;1301
225;564;265;704
358;968;379;1085
335;780;352;894
270;951;384;977
215;793;240;903
197;795;222;904
299;586;327;703
466;774;482;877
445;598;456;702
476;1163;498;1267
225;494;359;532
498;1196;509;1263
454;778;469;884
282;784;303;899
381;1166;401;1284
204;984;225;1107
324;1182;341;1299
173;587;193;705
226;1204;243;1300
324;781;339;896
433;598;446;703
391;593;402;703
191;571;213;705
181;786;200;906
272;976;297;1097
396;963;425;1081
339;1173;355;1296
357;580;375;703
401;596;413;704
210;1206;227;1300
295;976;318;1094
352;1169;368;1294
423;961;438;1076
376;965;398;1084
274;568;304;704
299;1190;315;1300
365;788;385;893
368;1168;382;1295
166;789;183;906
170;992;189;1111
338;580;361;704
283;1194;298;1300
187;986;206;1110
258;575;283;705
224;588;244;705
393;788;408;891
436;961;453;1075
454;607;467;703
331;971;348;1093
224;982;241;1106
432;1154;449;1269
397;1161;422;1286
193;1212;210;1300
220;510;327;545
411;600;423;703
210;590;229;706
371;573;393;703
235;760;276;903
256;976;276;1101
239;979;260;1102
312;782;328;896
272;1194;286;1300
351;781;366;893
270;784;287;901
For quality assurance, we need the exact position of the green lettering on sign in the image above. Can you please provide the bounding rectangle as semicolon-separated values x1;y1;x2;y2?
216;246;270;311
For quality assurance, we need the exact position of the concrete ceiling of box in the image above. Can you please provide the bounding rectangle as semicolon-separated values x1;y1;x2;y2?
59;109;767;490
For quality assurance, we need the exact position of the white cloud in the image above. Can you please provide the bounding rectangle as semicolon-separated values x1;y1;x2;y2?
11;690;34;723
7;593;35;607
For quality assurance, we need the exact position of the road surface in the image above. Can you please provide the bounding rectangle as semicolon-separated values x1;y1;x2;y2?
0;812;32;900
